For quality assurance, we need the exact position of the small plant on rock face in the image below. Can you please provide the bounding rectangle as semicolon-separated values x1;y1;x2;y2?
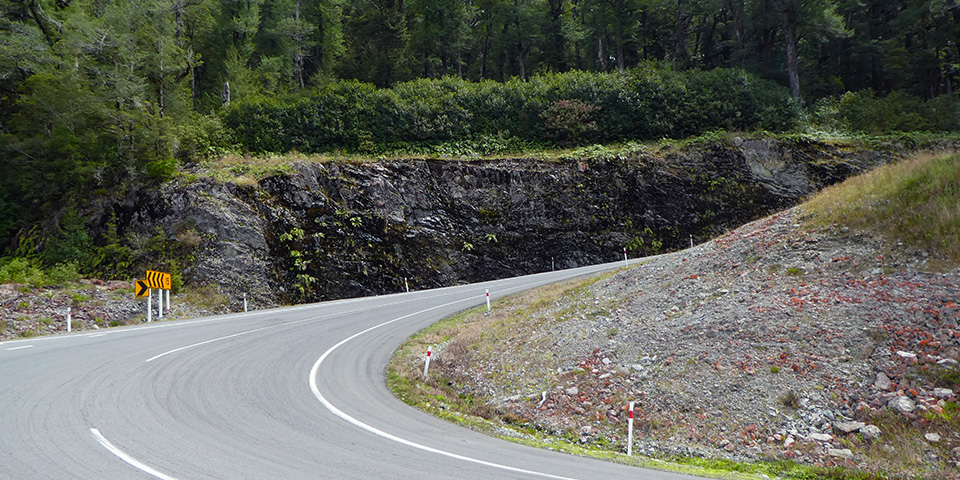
280;228;316;298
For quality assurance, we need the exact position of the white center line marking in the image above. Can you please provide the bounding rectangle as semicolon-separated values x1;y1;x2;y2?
309;282;587;480
146;324;279;362
90;428;178;480
6;345;33;351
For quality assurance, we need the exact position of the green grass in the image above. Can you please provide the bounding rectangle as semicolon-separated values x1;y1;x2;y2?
805;152;960;270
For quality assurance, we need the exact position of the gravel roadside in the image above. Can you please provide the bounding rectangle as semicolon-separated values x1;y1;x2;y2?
445;206;960;478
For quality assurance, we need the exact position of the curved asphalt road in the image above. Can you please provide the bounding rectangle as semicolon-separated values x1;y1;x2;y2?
0;261;707;479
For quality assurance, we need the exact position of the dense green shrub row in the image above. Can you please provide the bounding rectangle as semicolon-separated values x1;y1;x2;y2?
223;64;798;154
812;91;960;134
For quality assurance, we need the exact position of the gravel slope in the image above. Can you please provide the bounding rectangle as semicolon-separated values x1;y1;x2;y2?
0;280;223;342
444;206;960;479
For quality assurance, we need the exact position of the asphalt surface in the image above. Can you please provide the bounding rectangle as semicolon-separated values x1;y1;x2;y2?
0;261;709;479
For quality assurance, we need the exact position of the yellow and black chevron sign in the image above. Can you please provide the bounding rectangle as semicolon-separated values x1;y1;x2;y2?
134;279;150;297
145;270;171;290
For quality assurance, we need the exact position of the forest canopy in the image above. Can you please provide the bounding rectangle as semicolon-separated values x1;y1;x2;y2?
1;0;959;262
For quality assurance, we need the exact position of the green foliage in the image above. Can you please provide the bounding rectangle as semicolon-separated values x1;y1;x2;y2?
280;227;316;297
835;91;960;134
0;257;45;286
41;211;93;267
541;99;600;146
48;262;81;285
223;66;797;154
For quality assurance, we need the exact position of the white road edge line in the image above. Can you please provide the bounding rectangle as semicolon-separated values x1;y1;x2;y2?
6;345;33;351
90;428;178;480
309;286;587;480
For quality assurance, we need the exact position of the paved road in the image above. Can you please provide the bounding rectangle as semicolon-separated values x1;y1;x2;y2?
0;261;707;479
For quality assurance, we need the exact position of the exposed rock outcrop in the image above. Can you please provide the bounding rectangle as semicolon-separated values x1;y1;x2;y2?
110;139;927;306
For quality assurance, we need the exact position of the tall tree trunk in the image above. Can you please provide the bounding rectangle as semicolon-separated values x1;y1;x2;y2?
780;0;801;100
479;23;490;80
730;0;745;68
293;0;306;89
597;36;607;71
613;0;625;71
514;0;526;79
547;0;567;71
673;0;691;65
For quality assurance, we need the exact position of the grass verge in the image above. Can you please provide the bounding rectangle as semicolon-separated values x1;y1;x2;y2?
804;151;960;270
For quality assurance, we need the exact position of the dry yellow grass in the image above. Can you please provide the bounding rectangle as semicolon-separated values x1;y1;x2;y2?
804;151;960;269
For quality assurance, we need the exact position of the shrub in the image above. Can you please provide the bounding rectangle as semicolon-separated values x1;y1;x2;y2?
48;262;81;285
222;64;796;154
0;257;46;285
541;99;600;146
837;90;959;134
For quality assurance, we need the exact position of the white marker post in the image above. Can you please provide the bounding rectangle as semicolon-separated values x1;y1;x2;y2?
627;401;635;456
690;234;693;248
405;277;409;293
166;289;170;311
243;293;248;312
485;289;491;312
551;257;555;271
423;345;432;379
623;247;628;267
158;289;163;318
66;307;72;333
147;289;153;323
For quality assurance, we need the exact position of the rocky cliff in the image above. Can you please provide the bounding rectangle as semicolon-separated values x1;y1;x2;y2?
112;138;923;308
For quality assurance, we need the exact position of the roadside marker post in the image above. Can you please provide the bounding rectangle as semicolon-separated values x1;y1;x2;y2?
166;289;170;311
485;289;491;312
551;257;555;271
690;235;694;248
627;401;635;456
405;278;409;293
158;290;163;318
623;247;628;267
423;345;432;379
147;289;153;323
243;293;248;312
66;307;71;333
